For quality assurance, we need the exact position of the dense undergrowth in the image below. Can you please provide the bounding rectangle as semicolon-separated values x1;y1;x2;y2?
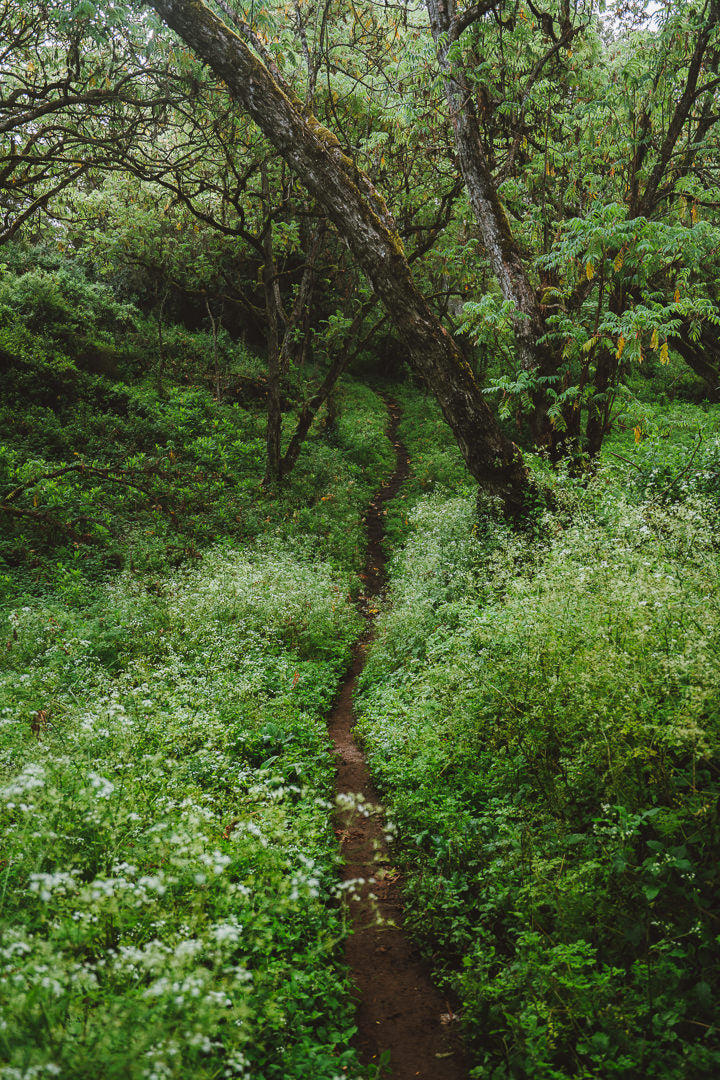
357;390;720;1078
0;253;396;1080
2;549;364;1080
4;242;720;1079
0;251;391;595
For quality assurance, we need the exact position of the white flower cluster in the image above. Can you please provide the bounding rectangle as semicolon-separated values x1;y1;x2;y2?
28;870;78;903
87;771;115;798
2;763;46;804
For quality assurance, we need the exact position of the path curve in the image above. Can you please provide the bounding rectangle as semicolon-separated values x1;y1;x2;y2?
329;400;468;1080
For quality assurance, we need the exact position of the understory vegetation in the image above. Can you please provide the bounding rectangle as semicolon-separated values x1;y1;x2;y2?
356;393;720;1079
2;548;362;1080
0;257;394;1079
4;0;720;1072
2;243;719;1078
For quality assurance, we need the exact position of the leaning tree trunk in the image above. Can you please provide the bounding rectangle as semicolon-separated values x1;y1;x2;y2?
143;0;532;517
424;0;560;450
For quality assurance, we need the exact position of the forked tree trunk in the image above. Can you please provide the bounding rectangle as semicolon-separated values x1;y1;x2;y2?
144;0;532;517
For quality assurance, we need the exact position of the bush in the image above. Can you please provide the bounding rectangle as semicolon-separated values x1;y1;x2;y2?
0;544;366;1080
356;470;720;1079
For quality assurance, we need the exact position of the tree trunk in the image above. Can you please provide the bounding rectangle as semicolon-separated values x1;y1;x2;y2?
144;0;532;517
204;297;222;400
424;0;559;449
673;322;720;402
585;348;618;457
280;350;351;478
155;286;169;399
278;222;322;373
262;220;283;485
280;304;368;477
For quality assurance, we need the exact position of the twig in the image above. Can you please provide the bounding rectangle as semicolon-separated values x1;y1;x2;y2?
607;451;644;472
3;463;169;511
0;503;84;542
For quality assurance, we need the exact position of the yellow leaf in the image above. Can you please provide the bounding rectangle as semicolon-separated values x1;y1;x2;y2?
650;328;658;350
691;203;698;222
616;335;625;359
660;342;669;365
634;426;642;443
585;261;594;280
614;251;623;272
674;288;680;302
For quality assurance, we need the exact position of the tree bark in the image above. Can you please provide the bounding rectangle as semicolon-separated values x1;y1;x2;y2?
262;222;283;485
280;350;351;479
424;0;560;449
672;322;720;402
585;348;618;457
143;0;531;516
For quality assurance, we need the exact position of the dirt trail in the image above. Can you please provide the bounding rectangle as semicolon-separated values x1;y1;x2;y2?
329;401;468;1080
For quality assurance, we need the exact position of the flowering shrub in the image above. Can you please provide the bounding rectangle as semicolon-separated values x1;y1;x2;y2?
356;413;720;1079
0;457;389;1079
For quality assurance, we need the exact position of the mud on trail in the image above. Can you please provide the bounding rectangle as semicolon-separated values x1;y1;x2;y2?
329;401;468;1080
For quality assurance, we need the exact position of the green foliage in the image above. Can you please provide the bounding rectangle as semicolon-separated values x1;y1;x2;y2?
0;231;397;1079
539;209;720;369
277;381;394;574
381;385;472;554
0;270;393;1078
0;259;136;344
603;399;720;507
0;249;393;594
0;545;365;1080
355;400;720;1078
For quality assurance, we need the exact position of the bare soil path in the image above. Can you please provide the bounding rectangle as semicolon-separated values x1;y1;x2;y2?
329;400;468;1080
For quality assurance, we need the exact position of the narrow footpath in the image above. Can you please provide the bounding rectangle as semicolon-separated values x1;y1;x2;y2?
329;401;468;1080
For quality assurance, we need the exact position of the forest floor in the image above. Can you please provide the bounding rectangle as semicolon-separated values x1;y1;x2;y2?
5;359;719;1080
329;401;468;1080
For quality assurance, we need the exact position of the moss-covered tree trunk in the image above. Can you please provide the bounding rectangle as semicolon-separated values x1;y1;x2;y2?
143;0;531;517
424;0;562;450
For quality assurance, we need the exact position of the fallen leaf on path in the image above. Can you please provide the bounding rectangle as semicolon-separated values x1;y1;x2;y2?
223;818;240;839
334;826;365;844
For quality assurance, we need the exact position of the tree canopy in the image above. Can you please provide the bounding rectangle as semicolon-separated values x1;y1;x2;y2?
3;0;720;498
